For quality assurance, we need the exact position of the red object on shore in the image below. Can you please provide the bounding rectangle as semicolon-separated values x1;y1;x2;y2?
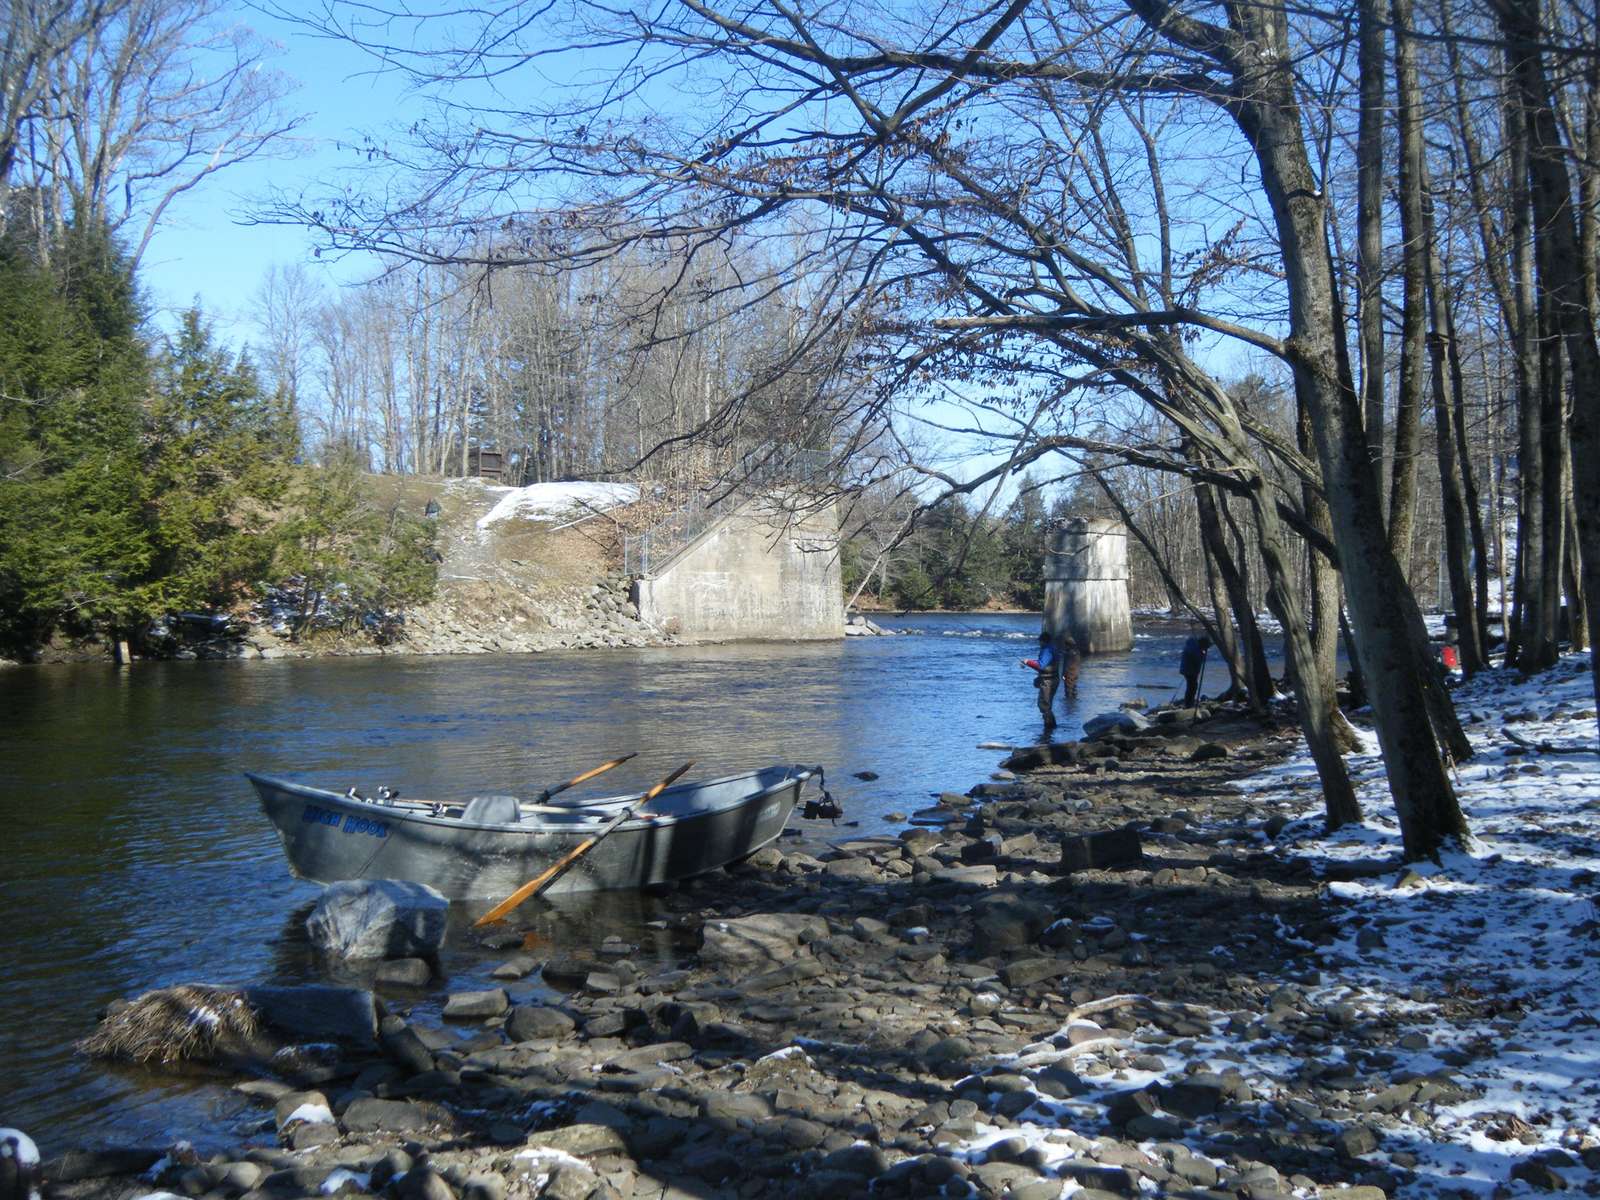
1441;645;1460;670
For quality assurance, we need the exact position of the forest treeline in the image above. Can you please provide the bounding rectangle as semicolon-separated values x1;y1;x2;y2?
0;225;438;658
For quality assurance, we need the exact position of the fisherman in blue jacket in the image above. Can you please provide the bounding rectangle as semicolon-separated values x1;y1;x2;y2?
1179;634;1211;708
1022;632;1063;729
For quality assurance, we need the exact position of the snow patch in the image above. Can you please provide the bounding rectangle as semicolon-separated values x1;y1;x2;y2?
476;482;639;530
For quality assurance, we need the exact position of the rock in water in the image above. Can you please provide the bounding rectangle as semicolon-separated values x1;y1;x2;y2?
306;880;449;961
1082;710;1151;739
0;1129;40;1200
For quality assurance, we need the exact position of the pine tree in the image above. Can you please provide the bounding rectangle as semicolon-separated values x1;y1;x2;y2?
138;310;296;616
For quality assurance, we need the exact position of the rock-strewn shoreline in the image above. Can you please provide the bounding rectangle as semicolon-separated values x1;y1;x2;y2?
52;708;1449;1200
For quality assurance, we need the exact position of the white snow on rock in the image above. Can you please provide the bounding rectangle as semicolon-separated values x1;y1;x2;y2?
945;651;1599;1197
475;482;639;530
319;1169;370;1194
0;1130;39;1167
283;1102;334;1126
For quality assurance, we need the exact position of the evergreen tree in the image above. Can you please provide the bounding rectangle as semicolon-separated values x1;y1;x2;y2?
0;226;151;654
138;311;296;616
275;450;438;642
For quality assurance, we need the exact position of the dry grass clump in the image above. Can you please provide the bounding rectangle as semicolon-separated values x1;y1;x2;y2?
78;984;260;1065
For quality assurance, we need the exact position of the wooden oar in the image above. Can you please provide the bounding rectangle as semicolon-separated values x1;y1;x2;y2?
474;761;695;927
535;752;637;803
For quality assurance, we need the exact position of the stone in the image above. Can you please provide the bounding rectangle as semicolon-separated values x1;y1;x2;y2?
491;956;539;980
221;1162;264;1192
1000;958;1071;989
245;985;378;1048
341;1098;431;1134
1083;711;1150;739
379;1018;436;1074
1060;829;1143;873
698;913;829;966
972;897;1052;948
46;1149;165;1184
1189;742;1228;762
304;880;448;961
1057;1161;1138;1195
442;988;509;1019
930;864;999;888
274;1090;333;1130
522;1124;628;1157
394;1166;455;1200
1510;1160;1568;1190
1106;1087;1160;1127
819;1145;891;1178
823;856;880;881
506;1004;577;1042
769;1117;828;1149
374;958;432;987
540;956;595;989
1163;1075;1226;1118
1336;1125;1380;1159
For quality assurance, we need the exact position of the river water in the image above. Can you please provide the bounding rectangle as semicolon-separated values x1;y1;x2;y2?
0;614;1226;1153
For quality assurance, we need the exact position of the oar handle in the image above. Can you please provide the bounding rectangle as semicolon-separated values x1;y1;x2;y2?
537;752;638;803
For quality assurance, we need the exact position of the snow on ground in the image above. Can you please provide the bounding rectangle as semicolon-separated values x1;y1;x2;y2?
946;652;1599;1197
1289;653;1600;1195
475;482;639;530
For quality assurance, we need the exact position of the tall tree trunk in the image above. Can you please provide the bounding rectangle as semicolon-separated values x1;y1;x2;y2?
1243;471;1362;829
1195;480;1274;706
1173;0;1470;856
1496;0;1600;718
1202;540;1249;700
1357;0;1388;504
1296;384;1345;716
1387;0;1426;566
1415;152;1486;672
1566;490;1588;652
1535;288;1566;665
1506;86;1549;670
1444;285;1491;649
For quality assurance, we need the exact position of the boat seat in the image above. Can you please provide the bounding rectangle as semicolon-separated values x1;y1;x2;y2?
460;794;522;824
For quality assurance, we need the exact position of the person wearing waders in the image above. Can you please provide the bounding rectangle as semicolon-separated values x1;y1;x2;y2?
1022;632;1062;729
1057;633;1082;699
1179;634;1211;709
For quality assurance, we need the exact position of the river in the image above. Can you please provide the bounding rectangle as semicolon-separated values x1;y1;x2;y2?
0;614;1228;1152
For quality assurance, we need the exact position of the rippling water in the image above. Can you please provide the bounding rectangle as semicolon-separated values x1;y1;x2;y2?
0;614;1224;1151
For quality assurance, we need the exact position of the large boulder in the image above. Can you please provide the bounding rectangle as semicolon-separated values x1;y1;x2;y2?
1082;710;1151;739
699;913;829;967
245;985;379;1048
306;880;449;961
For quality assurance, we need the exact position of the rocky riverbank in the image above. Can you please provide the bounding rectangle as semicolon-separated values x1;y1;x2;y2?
44;709;1335;1198
47;692;1592;1200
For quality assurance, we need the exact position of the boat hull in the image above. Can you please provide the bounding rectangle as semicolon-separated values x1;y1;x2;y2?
247;768;809;899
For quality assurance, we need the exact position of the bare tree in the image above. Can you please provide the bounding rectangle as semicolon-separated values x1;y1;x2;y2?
8;0;302;266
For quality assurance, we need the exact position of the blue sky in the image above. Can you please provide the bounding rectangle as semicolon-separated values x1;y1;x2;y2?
137;7;410;340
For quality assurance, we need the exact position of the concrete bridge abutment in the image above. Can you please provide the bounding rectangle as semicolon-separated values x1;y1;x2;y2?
630;496;843;641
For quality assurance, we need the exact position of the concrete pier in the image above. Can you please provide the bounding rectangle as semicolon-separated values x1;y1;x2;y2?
631;496;843;641
1043;517;1133;653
